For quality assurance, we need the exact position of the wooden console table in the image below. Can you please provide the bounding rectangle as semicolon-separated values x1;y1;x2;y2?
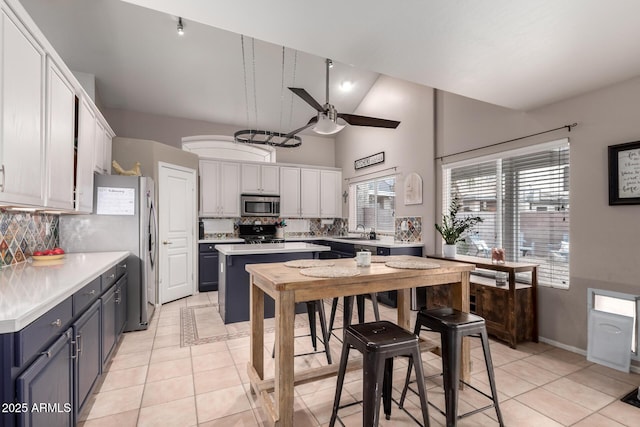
428;254;538;349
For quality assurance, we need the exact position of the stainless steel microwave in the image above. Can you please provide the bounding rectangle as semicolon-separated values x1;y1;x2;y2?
241;194;280;217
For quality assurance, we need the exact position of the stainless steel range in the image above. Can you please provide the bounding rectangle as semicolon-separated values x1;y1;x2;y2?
238;224;284;244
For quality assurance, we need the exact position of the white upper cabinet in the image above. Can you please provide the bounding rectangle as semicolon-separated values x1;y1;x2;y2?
241;164;279;195
320;170;341;218
279;167;301;217
44;59;75;209
76;96;95;212
300;168;320;218
200;160;240;217
93;120;106;174
0;6;45;206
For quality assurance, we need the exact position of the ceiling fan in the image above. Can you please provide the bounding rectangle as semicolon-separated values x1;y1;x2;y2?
285;59;400;138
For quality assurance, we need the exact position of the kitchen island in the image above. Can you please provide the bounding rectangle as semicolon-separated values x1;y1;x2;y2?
215;242;330;323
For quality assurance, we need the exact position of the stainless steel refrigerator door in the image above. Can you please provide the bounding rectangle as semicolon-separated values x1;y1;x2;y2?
138;177;157;326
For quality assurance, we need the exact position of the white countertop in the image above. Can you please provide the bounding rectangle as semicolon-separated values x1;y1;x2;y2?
215;242;330;256
0;251;129;334
199;238;244;244
287;236;424;249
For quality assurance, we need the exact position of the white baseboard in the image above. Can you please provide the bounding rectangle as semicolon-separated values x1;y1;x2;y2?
539;336;640;374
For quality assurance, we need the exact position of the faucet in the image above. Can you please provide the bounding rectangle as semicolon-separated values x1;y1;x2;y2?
355;224;366;238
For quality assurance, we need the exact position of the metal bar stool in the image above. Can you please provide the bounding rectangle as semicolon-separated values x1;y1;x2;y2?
399;307;504;427
271;300;332;364
327;293;381;341
329;321;430;427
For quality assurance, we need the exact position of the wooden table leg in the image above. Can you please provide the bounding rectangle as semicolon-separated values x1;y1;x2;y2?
451;271;471;383
396;287;411;331
274;290;295;427
249;274;264;390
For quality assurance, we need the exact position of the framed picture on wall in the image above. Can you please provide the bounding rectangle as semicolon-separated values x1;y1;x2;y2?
608;140;640;205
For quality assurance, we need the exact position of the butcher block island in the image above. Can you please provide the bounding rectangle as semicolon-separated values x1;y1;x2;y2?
215;242;330;324
245;257;474;427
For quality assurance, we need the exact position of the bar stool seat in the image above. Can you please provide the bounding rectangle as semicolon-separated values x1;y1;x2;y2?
399;307;504;427
329;321;430;427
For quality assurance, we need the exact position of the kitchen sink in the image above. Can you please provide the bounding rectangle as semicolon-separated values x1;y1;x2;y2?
335;236;379;241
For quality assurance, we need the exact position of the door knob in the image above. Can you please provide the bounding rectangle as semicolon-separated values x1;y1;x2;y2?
162;240;172;245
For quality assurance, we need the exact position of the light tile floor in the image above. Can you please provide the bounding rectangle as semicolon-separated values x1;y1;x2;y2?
78;292;640;426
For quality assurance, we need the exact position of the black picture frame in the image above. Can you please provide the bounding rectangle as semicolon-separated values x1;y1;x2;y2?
608;140;640;205
354;152;385;170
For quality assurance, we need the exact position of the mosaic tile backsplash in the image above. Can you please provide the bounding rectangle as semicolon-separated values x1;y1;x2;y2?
201;216;422;243
0;211;60;267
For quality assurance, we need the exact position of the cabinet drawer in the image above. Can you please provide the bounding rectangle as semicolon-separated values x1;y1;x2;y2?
72;276;101;316
101;265;117;291
199;243;217;252
15;297;73;367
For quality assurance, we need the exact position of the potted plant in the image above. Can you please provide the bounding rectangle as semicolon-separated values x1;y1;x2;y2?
435;195;483;257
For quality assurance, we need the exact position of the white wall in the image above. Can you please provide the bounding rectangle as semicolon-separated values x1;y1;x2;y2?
103;108;336;167
335;75;435;250
437;76;640;353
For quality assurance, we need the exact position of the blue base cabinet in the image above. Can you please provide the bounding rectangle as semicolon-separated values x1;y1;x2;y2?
16;329;74;427
1;260;129;427
74;300;102;418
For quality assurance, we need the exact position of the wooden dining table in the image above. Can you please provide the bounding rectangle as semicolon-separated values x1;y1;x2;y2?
246;257;474;427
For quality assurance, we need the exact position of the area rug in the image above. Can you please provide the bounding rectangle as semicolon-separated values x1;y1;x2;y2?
180;303;309;347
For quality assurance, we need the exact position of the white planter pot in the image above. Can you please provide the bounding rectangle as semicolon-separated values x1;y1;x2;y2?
443;244;457;258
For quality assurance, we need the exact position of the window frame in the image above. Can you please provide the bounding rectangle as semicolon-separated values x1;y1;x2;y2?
348;175;396;233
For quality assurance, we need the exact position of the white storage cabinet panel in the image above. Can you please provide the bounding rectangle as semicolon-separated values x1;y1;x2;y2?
199;160;240;217
44;58;75;209
76;96;95;212
0;7;46;206
241;163;279;195
320;170;341;218
93;120;106;174
279;166;301;217
300;168;320;218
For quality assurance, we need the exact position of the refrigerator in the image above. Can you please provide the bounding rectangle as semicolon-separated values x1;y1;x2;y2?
60;174;157;331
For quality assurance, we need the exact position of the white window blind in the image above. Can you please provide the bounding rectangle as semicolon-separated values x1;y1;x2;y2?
443;140;570;288
349;176;396;232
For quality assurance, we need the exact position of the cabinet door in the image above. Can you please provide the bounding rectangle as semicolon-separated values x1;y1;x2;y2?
16;329;74;427
199;251;219;292
93;120;106;174
76;97;95;212
260;165;280;194
74;300;101;417
101;285;116;366
300;168;320;218
241;163;261;193
219;162;240;216
199;160;220;215
279;167;300;217
103;129;112;175
45;59;75;209
0;8;46;206
320;170;341;218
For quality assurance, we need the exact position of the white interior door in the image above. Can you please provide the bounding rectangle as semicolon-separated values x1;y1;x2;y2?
158;162;196;304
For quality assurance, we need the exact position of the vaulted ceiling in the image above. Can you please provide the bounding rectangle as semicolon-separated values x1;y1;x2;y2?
20;0;640;136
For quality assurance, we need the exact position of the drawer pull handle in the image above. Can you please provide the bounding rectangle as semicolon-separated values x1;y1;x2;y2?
41;350;51;358
86;290;96;296
109;274;115;279
51;319;61;327
76;335;82;357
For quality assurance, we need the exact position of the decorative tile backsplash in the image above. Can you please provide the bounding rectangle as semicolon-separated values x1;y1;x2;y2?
395;216;422;243
0;211;60;267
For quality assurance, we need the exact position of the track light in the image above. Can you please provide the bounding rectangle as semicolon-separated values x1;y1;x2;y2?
177;17;184;36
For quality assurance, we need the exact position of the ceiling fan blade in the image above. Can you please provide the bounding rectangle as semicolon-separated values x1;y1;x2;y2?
337;113;400;129
288;87;324;112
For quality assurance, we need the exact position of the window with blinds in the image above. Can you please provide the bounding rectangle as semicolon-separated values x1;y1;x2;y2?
442;140;570;288
349;176;396;232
